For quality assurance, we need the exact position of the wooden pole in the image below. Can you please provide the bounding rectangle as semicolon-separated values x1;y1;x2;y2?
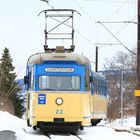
95;46;98;72
136;0;140;125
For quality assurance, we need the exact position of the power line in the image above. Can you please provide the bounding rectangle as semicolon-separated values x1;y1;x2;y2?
96;21;137;24
105;0;130;20
106;16;137;43
73;0;97;21
40;0;96;46
40;0;49;3
72;0;99;45
95;43;121;46
75;29;95;46
84;0;135;3
73;0;136;50
41;0;136;53
40;0;54;8
98;21;136;55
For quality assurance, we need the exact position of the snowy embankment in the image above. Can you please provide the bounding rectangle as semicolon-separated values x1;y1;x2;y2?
104;117;140;136
0;111;140;140
0;111;50;140
0;111;25;136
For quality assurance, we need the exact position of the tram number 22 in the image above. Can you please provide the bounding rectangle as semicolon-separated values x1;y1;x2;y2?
56;109;63;114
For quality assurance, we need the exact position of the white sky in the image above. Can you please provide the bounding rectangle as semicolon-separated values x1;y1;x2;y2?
0;0;137;78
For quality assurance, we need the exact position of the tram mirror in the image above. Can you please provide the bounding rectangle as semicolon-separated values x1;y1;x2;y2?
90;76;93;83
24;76;29;85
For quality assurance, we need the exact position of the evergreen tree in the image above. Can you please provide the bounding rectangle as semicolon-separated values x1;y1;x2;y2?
12;93;25;118
0;48;15;95
0;47;25;117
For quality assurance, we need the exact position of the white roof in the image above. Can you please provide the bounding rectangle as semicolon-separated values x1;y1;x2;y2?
27;52;90;66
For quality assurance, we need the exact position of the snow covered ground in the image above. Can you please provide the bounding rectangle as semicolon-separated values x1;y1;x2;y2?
108;117;136;127
0;111;139;140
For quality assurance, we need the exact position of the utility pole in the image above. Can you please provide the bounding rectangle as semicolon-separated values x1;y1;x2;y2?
94;44;120;72
120;70;124;126
136;0;140;125
95;46;98;72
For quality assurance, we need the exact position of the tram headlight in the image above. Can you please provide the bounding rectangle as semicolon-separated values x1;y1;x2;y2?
56;98;63;105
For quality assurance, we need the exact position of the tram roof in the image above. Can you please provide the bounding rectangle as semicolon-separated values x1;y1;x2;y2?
27;52;90;66
92;71;106;80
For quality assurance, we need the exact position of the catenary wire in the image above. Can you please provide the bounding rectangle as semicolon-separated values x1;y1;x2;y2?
105;0;131;20
84;0;135;3
99;21;136;55
42;0;137;53
106;16;137;43
41;0;96;46
73;0;137;54
73;0;97;21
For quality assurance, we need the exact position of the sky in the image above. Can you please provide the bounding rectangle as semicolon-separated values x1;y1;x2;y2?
0;0;137;78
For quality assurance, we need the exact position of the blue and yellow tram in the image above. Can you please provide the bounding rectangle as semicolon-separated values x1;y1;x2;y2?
24;46;107;132
91;72;107;125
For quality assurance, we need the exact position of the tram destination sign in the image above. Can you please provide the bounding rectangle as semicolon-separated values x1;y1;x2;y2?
45;67;74;72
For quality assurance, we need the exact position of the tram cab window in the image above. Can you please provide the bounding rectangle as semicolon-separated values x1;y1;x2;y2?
39;76;80;91
39;76;48;89
28;67;34;90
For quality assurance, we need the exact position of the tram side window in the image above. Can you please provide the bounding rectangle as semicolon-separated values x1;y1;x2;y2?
102;82;104;95
98;80;106;96
96;80;98;94
29;67;34;90
104;81;107;96
93;78;98;94
99;80;103;95
102;82;105;96
98;81;101;95
98;80;104;95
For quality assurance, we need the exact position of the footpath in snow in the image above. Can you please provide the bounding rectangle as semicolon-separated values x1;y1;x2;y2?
0;111;140;140
105;117;140;136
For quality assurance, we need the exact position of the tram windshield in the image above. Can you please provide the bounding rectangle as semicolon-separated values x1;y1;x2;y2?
39;76;80;91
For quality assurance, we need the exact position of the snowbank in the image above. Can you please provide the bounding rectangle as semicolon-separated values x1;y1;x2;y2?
0;111;26;137
0;111;50;140
110;117;136;127
0;111;139;140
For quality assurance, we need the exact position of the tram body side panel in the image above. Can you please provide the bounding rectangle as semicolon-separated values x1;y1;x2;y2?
27;92;91;127
91;94;107;119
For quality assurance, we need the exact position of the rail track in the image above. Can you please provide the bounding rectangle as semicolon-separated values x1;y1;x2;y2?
44;132;83;140
71;132;83;140
23;126;140;139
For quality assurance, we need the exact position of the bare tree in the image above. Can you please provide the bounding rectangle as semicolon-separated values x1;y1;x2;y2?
104;48;137;120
